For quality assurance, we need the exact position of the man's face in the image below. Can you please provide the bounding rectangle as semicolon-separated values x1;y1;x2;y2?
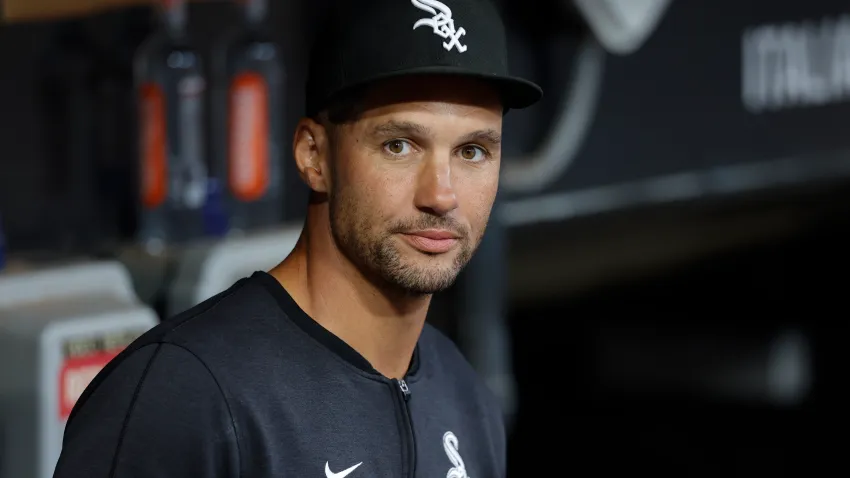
327;76;503;295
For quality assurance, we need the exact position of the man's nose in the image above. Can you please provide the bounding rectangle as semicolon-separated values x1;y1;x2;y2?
414;156;459;216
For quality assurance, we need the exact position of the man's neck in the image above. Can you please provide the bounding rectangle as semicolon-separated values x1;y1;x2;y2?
269;215;430;379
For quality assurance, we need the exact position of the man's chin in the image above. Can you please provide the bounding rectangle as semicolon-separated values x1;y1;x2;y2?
368;239;471;294
392;276;459;296
382;261;462;295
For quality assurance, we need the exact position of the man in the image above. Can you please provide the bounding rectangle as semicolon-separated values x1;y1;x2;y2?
53;0;541;476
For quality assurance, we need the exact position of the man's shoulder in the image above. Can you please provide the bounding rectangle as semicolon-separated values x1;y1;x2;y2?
109;273;299;389
66;274;294;419
135;273;283;351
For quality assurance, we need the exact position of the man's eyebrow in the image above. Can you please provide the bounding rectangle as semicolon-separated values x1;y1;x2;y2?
368;121;501;147
369;120;433;138
457;129;502;147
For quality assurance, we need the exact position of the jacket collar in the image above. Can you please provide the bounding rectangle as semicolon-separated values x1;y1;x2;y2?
254;271;421;379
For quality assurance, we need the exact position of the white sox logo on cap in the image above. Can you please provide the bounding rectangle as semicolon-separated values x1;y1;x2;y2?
411;0;468;53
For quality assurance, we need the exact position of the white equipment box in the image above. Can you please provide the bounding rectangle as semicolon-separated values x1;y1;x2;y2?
167;225;302;317
0;260;158;478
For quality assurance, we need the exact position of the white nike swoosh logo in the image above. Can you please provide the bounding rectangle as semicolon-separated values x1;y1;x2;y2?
325;461;362;478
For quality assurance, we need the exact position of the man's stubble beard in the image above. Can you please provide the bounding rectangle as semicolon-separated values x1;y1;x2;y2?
328;180;486;296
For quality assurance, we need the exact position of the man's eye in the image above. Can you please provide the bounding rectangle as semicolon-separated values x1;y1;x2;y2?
459;145;486;162
384;140;411;156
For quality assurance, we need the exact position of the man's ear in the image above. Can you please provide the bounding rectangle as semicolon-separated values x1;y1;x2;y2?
292;117;332;193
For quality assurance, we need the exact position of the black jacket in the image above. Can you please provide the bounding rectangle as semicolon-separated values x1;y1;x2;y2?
53;271;505;478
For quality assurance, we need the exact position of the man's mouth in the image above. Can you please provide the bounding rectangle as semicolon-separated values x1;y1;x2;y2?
399;229;461;254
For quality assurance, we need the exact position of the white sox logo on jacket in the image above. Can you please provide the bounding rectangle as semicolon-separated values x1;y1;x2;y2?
325;431;471;478
443;431;470;478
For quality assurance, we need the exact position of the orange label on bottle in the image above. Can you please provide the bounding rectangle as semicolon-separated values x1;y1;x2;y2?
139;83;167;209
228;72;270;202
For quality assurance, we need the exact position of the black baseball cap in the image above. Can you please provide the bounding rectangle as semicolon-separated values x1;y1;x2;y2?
305;0;543;118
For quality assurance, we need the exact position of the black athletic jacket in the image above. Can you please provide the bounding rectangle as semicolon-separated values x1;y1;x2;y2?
53;271;505;478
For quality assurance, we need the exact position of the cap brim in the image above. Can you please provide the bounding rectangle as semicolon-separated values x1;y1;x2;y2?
323;65;543;112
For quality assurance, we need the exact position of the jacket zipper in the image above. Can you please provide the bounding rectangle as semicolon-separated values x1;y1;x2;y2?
395;378;416;477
